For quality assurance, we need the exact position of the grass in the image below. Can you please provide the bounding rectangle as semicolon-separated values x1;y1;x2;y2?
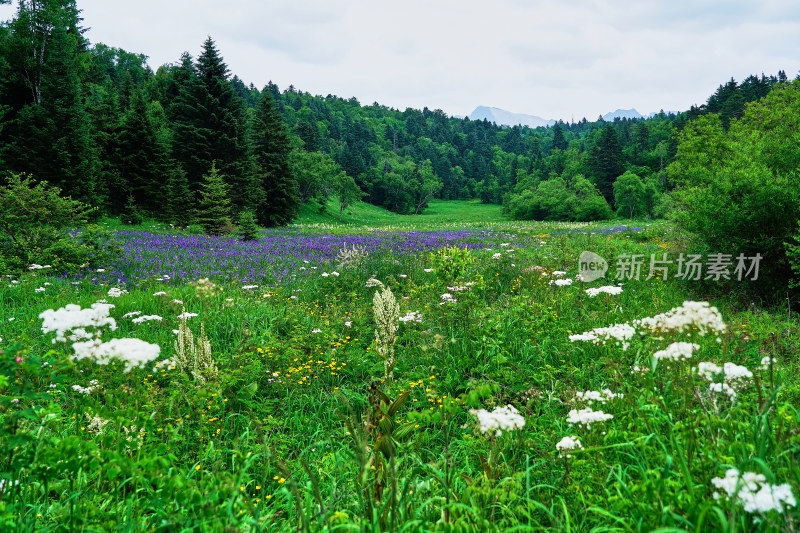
1;203;799;532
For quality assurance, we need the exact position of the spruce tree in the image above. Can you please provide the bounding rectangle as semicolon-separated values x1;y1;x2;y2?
196;162;231;235
166;168;194;227
236;209;259;241
251;87;299;226
588;125;625;206
170;39;254;212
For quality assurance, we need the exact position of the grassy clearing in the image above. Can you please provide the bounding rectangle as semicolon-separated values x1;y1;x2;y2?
1;209;798;531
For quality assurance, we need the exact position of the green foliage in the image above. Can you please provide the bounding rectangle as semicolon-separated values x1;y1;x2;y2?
119;195;143;225
235;209;259;241
504;175;612;221
0;173;117;273
668;80;800;295
196;163;232;236
613;171;646;218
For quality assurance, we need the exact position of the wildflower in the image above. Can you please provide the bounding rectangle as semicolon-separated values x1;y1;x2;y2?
635;301;726;336
107;287;128;298
366;278;383;288
574;389;622;404
399;311;423;323
321;272;330;277
566;407;613;428
552;270;567;277
132;315;163;324
72;338;161;372
71;380;99;394
423;268;434;273
171;299;184;305
373;285;400;380
758;356;776;370
492;253;502;260
585;285;623;297
653;342;699;361
344;321;352;327
177;311;198;319
712;468;796;514
550;278;573;286
242;285;258;290
153;291;167;296
39;303;117;343
556;436;583;456
311;328;322;334
439;293;458;305
469;405;525;436
569;323;636;351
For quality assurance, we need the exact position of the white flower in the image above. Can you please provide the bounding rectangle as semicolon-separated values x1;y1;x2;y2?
556;436;583;456
177;312;198;319
366;278;383;288
569;323;636;351
122;311;142;318
242;285;259;290
321;272;330;277
71;380;99;394
331;271;340;276
344;321;353;327
492;253;502;260
153;291;167;296
758;356;776;370
71;338;161;372
171;299;183;305
439;293;458;305
96;268;105;273
552;270;567;277
398;274;408;278
500;242;510;247
585;285;623;297
653;342;699;361
566;407;613;428
470;405;525;436
311;328;322;334
107;287;128;298
634;301;726;336
423;268;434;273
712;468;796;514
574;389;622;405
290;295;298;300
447;285;471;292
39;303;117;343
132;315;163;324
399;311;423;323
550;278;573;286
34;287;46;293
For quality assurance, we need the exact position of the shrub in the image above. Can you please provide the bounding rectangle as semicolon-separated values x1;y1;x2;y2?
0;173;117;273
236;209;259;241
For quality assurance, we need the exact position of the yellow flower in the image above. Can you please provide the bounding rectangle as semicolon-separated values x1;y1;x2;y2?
195;464;201;471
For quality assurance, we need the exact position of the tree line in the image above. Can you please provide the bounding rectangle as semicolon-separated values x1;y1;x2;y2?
0;0;794;228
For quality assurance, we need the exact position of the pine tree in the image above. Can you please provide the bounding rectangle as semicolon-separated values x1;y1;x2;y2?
1;1;100;207
251;87;299;226
166;168;194;227
117;89;170;213
196;162;231;235
236;209;259;241
588;126;625;206
169;40;254;212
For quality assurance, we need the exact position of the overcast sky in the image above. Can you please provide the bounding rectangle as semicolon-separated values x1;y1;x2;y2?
2;0;799;121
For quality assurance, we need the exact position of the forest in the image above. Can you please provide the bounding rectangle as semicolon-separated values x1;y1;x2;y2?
0;0;794;225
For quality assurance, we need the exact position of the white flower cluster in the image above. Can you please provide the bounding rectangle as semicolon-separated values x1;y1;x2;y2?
34;287;46;293
365;278;383;288
242;285;259;290
153;291;167;296
439;293;458;305
311;328;322;334
635;301;726;337
550;278;573;287
566;407;613;428
122;311;142;318
555;436;583;457
492;253;502;260
447;283;473;292
71;379;99;394
759;356;776;370
29;263;52;270
107;287;128;298
39;303;117;343
72;338;161;372
321;271;340;277
153;358;176;371
574;389;622;405
585;285;623;297
469;405;526;436
569;323;636;351
177;311;198;319
132;315;162;324
399;311;423;323
697;361;752;399
711;469;796;514
653;342;699;361
423;268;434;273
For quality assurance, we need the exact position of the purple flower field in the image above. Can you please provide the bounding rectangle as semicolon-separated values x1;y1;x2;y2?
81;228;498;285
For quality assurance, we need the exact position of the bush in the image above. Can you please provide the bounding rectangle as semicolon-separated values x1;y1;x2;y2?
236;210;260;241
668;81;800;296
0;173;118;273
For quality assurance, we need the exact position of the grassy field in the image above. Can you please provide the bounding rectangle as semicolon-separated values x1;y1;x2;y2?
1;203;798;532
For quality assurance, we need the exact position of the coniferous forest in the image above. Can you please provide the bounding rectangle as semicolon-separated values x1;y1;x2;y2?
0;0;793;225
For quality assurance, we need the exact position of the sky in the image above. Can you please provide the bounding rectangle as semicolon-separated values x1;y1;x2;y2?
2;0;800;121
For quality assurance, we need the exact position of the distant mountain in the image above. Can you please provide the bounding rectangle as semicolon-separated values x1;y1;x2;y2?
602;108;643;121
468;106;556;128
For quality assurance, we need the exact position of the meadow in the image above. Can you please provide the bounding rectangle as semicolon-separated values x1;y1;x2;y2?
1;201;798;532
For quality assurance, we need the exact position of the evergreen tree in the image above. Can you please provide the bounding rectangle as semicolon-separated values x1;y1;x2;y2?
588;125;625;206
117;89;170;213
1;0;100;206
196;162;231;235
251;88;299;226
166;168;194;227
551;122;568;151
236;209;259;241
170;39;253;211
